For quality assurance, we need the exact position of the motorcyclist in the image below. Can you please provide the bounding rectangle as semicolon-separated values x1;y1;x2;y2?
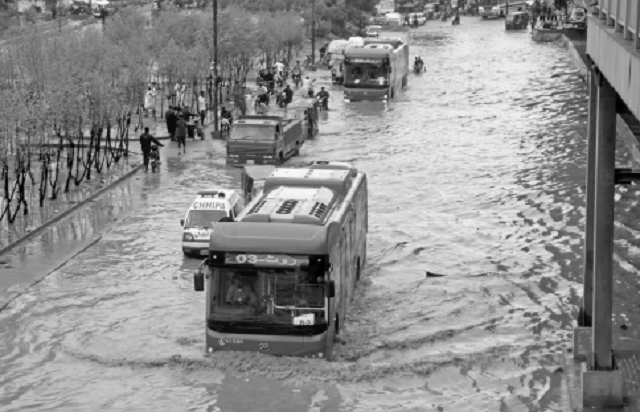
291;61;303;87
315;87;329;111
139;127;164;171
404;14;410;25
414;56;424;71
301;76;315;98
262;69;275;95
283;85;294;106
413;15;419;27
453;12;460;24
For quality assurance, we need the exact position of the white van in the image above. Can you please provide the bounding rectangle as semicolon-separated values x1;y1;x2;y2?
181;189;244;257
408;12;427;25
386;12;402;26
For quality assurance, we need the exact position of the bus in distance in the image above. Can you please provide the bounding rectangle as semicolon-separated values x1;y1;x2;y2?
343;35;409;102
193;161;368;360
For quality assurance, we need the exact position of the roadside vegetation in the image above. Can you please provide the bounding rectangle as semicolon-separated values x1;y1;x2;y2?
0;4;305;224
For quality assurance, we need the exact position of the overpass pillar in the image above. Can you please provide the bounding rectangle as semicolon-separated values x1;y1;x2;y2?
574;65;598;360
581;74;623;408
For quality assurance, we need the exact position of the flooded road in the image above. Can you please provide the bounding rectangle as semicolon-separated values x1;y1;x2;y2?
2;17;640;411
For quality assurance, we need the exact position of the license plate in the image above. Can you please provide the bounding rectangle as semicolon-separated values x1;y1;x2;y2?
246;160;255;165
200;250;208;256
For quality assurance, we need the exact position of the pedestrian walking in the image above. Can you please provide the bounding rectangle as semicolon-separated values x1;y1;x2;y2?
165;105;177;140
233;81;246;116
175;116;187;154
139;127;164;171
143;85;156;118
198;91;207;125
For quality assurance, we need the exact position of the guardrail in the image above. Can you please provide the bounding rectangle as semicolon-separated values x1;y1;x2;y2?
595;0;640;49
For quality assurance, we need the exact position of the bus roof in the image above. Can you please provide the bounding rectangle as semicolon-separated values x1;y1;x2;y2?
263;166;356;196
209;222;329;254
236;116;280;126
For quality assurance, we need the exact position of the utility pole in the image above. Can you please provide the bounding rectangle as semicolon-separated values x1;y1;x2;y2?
505;0;509;16
311;0;316;65
212;0;218;134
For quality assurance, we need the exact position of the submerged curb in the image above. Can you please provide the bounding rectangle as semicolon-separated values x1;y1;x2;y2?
0;162;143;257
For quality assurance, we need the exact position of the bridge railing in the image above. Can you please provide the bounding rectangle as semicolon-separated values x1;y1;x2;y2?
595;0;640;49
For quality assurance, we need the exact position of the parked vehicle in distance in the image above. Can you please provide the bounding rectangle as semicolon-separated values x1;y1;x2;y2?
569;6;587;27
365;25;383;37
424;3;440;19
370;14;388;25
407;12;427;25
385;12;403;26
505;11;529;29
478;0;503;18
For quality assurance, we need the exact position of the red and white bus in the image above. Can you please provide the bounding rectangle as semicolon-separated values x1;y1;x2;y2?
193;161;368;360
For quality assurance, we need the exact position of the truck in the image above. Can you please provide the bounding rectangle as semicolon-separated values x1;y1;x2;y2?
226;114;307;166
192;161;368;359
343;32;409;102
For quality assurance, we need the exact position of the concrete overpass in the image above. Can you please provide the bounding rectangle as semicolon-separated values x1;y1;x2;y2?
573;0;640;408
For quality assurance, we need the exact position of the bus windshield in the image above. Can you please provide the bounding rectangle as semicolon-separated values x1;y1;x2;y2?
186;210;227;229
209;267;327;330
344;63;389;88
230;125;276;141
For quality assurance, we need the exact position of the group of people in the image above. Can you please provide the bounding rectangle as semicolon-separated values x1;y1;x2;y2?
254;60;331;112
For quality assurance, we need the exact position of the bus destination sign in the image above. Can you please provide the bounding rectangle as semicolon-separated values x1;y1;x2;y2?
349;58;384;64
225;253;309;267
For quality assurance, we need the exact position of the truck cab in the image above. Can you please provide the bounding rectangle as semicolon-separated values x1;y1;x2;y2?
226;115;306;166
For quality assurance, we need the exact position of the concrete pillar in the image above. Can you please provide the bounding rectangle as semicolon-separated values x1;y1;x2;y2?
574;68;598;360
623;0;630;39
583;68;598;327
636;0;640;49
607;0;614;25
581;74;624;409
614;0;621;32
591;75;616;371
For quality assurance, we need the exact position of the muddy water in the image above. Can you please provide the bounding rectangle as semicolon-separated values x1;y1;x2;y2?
2;18;639;412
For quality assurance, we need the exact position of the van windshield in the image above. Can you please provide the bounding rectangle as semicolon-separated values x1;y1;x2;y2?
230;125;276;142
186;210;227;228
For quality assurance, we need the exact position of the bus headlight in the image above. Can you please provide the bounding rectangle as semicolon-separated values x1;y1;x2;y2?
183;233;194;241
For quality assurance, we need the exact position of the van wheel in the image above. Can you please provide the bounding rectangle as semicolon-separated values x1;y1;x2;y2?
278;153;284;164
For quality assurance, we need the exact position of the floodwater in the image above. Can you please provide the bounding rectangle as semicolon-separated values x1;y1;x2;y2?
2;18;640;412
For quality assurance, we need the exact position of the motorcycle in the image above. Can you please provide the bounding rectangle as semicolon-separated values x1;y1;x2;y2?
276;90;288;108
452;15;460;25
316;95;328;111
291;70;302;87
302;54;313;68
149;145;160;173
413;62;424;73
441;13;448;21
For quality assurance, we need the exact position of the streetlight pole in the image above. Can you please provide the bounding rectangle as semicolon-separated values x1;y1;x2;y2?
311;0;316;65
212;0;218;134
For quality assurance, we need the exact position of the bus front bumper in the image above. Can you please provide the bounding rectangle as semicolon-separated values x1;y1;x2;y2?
206;329;329;358
344;88;389;102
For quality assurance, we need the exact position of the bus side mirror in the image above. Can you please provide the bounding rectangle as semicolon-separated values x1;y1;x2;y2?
194;270;204;291
180;219;185;227
326;281;335;298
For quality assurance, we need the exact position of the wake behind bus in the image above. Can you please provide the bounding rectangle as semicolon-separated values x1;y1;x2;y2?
193;161;368;360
